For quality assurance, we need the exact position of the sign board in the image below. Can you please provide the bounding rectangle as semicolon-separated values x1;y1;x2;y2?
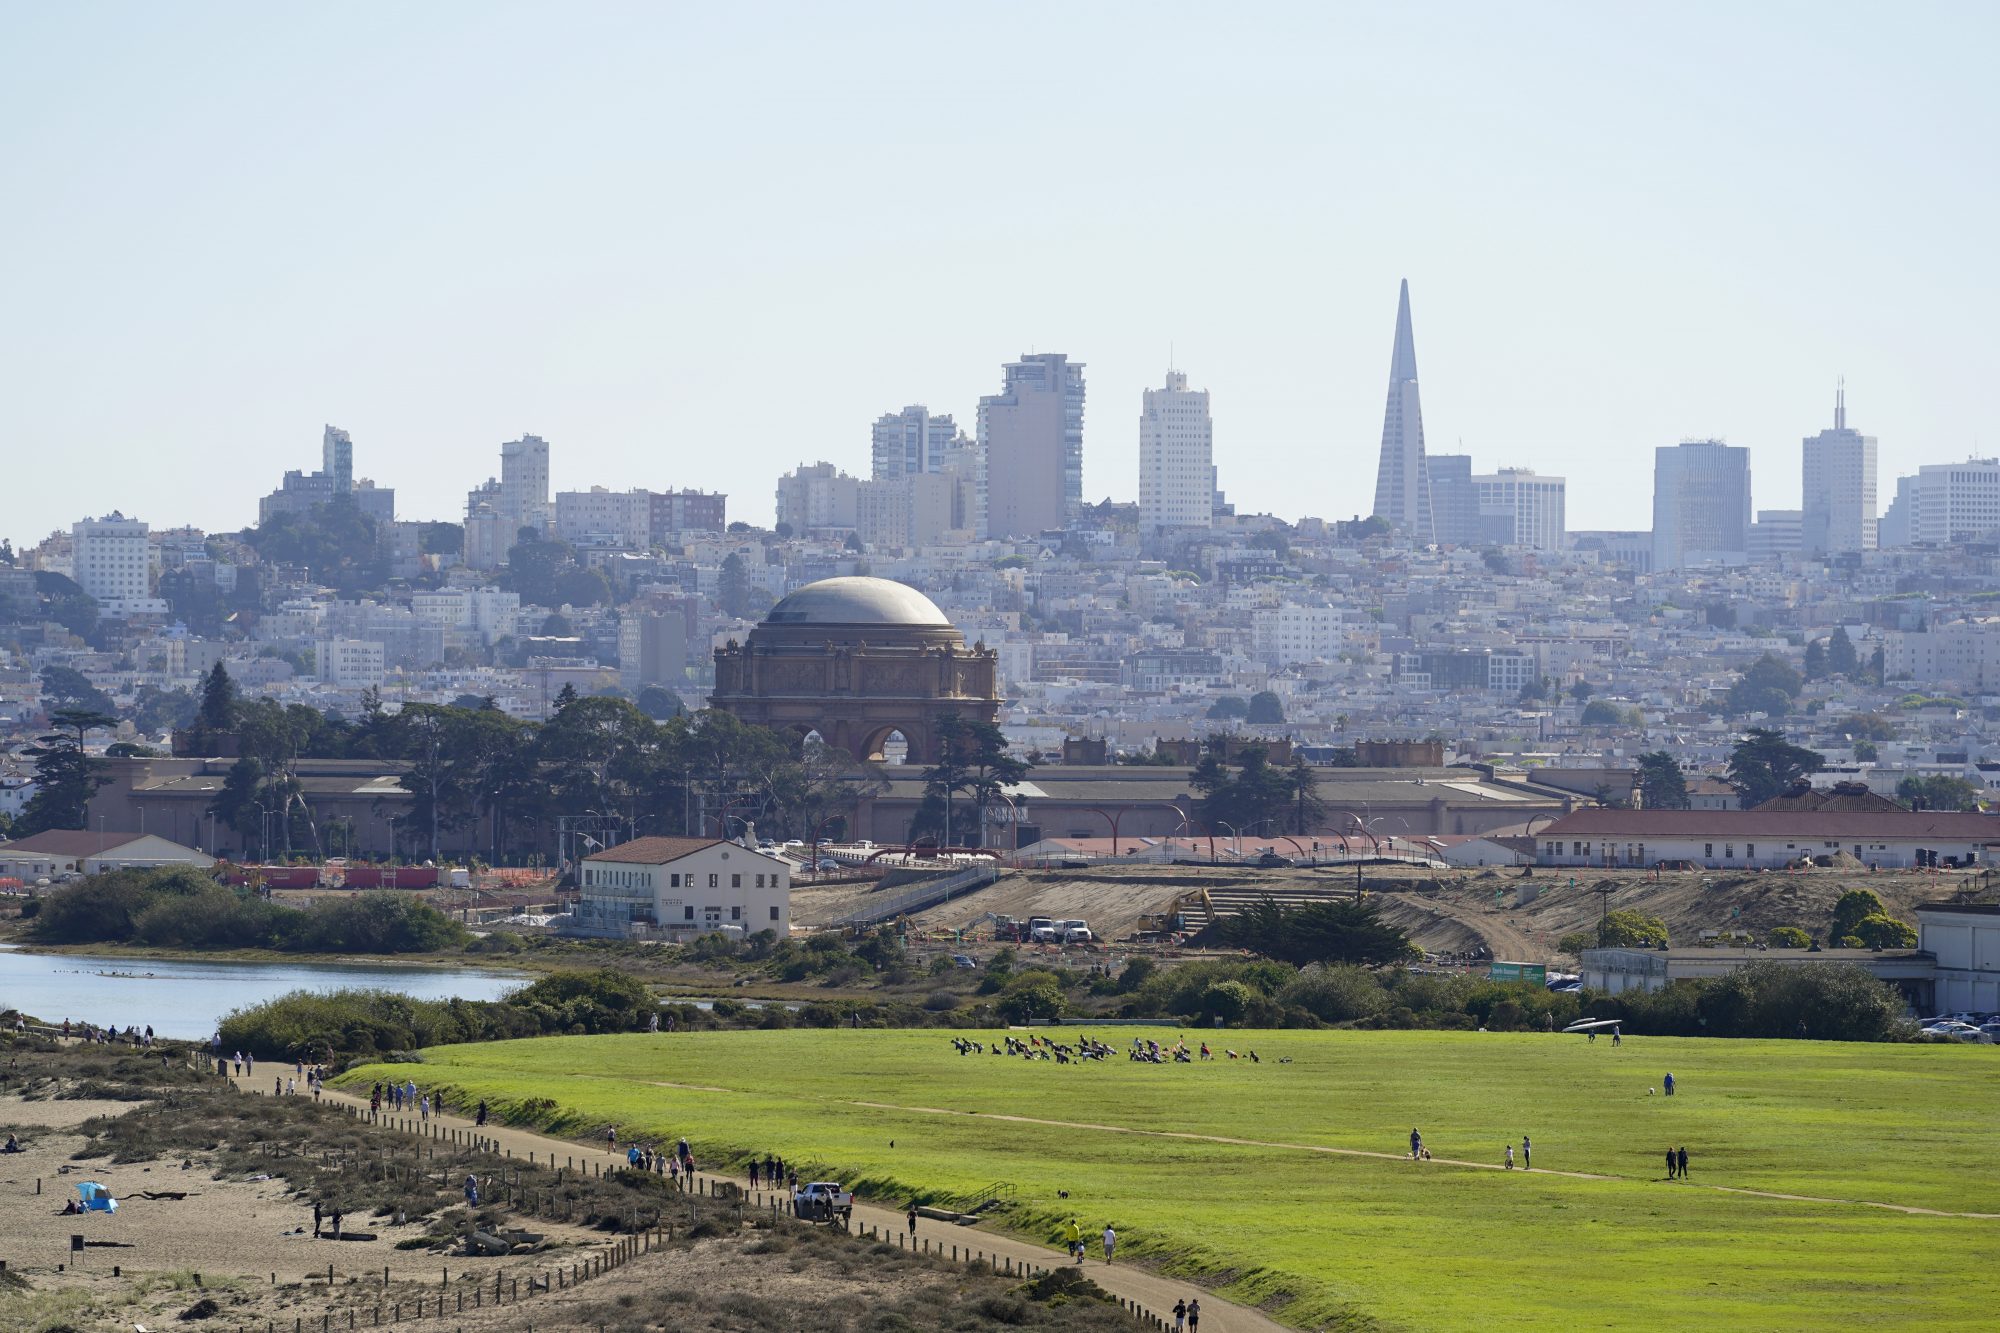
1489;961;1547;985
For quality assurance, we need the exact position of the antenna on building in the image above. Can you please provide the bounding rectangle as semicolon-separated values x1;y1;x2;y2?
1836;376;1846;431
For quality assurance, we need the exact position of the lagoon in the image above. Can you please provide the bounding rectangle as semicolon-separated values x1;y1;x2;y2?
0;945;525;1040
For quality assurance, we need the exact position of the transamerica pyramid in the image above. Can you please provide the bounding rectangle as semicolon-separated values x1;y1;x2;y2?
1370;279;1433;541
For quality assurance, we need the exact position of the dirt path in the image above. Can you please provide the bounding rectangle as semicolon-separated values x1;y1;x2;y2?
248;1074;1288;1333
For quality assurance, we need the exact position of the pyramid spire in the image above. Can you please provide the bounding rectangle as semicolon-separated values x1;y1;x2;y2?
1390;278;1419;384
1370;279;1433;540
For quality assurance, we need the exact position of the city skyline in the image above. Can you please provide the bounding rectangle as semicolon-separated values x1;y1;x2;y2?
3;4;1996;547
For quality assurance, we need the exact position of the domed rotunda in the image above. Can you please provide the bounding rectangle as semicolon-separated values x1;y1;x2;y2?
710;577;1001;763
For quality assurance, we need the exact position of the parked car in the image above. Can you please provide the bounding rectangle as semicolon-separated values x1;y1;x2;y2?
814;858;841;871
1255;851;1295;868
950;953;978;969
791;1182;853;1225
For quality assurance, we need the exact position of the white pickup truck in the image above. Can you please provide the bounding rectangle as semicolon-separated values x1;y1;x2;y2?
791;1181;854;1225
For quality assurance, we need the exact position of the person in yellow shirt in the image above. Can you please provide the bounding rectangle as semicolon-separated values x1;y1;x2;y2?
1064;1217;1083;1264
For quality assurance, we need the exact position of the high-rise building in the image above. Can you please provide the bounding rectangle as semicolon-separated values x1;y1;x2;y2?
260;423;392;524
1652;440;1752;570
1424;454;1478;545
871;405;961;481
1893;459;2000;544
1472;468;1566;551
1879;474;1916;547
649;489;727;540
555;487;653;548
1749;509;1803;559
71;512;157;614
1370;280;1432;540
976;352;1085;539
500;435;552;533
322;425;353;496
1801;384;1877;555
1138;369;1213;535
775;462;860;534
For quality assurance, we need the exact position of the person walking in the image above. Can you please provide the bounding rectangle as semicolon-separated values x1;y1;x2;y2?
1102;1224;1116;1264
1663;1072;1675;1096
1677;1146;1689;1179
1410;1128;1423;1160
1665;1147;1677;1180
1065;1216;1083;1264
464;1173;479;1207
475;1100;487;1128
606;1126;617;1154
1173;1298;1187;1331
1505;1143;1515;1169
749;1160;760;1190
1522;1135;1531;1169
1187;1298;1200;1331
312;1199;322;1238
907;1205;918;1239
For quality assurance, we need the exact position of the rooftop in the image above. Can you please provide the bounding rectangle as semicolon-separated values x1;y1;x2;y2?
762;577;949;628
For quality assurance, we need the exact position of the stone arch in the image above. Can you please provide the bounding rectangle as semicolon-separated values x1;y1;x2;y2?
859;723;919;764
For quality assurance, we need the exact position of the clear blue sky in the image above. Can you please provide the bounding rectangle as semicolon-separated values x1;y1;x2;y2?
3;2;1994;546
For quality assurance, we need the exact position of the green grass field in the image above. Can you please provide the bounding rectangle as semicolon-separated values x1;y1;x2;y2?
344;1029;1999;1330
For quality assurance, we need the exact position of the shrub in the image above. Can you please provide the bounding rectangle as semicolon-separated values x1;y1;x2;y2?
1280;964;1388;1023
1767;926;1812;949
922;990;960;1012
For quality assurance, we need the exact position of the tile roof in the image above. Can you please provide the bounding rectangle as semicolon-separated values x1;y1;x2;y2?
0;830;147;856
583;837;725;865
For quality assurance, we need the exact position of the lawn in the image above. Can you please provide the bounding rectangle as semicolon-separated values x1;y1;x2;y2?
344;1029;1999;1330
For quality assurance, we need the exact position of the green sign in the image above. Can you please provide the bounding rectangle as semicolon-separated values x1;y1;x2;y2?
1489;961;1547;984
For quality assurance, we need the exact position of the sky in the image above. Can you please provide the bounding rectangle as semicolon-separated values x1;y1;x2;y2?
2;2;1996;548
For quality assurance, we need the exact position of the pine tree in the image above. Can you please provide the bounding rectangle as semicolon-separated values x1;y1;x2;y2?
1828;626;1859;677
198;662;239;734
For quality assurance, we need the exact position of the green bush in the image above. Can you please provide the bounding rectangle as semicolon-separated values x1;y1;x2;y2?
1280;965;1388;1023
1768;926;1813;949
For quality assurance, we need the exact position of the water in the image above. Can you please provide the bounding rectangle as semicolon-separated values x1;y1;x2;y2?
0;945;526;1041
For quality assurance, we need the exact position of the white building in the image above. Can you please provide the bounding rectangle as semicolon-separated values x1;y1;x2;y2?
71;513;164;616
1800;386;1877;554
1916;903;2000;1014
1748;509;1803;559
1251;604;1347;666
555;487;652;548
1471;468;1565;551
1536;809;2000;871
1138;369;1214;535
0;831;215;881
1883;619;2000;692
1653;440;1751;570
1898;458;2000;545
976;352;1085;539
871;405;960;480
775;462;860;535
500;435;552;533
316;639;386;688
574;836;793;939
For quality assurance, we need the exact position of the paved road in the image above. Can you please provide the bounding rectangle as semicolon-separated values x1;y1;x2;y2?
238;1072;1285;1333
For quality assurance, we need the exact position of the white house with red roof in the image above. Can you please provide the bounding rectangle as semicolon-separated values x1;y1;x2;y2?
573;836;793;940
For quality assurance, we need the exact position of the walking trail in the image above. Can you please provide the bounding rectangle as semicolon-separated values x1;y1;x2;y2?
235;1072;1285;1333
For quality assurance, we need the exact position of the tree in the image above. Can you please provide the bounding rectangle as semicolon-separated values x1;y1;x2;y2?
916;714;1030;847
1849;914;1917;949
1803;638;1828;681
1206;696;1249;721
1597;908;1669;949
635;686;686;720
1726;728;1824;806
1767;926;1812;949
33;570;99;640
1284;755;1327;835
1829;889;1892;946
1827;626;1859;677
1896;774;1982;812
1725;654;1805;717
717;553;755;619
39;666;115;717
1214;897;1416;966
1246;691;1285;724
1580;699;1623;726
1634;751;1689;810
16;709;115;836
245;497;384;591
1568;680;1595;702
1518;675;1550;702
1852;739;1879;762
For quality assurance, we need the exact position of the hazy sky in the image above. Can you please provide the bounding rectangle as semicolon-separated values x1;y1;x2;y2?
3;3;1995;548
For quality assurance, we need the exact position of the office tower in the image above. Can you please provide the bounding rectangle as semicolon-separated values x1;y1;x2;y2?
872;405;961;481
1652;440;1752;569
976;352;1085;538
1370;280;1433;540
500;435;552;533
1138;369;1213;535
322;425;353;496
1895;459;2000;544
1424;454;1478;545
1749;509;1803;559
70;512;153;611
1471;468;1566;551
1801;384;1878;555
1878;475;1915;547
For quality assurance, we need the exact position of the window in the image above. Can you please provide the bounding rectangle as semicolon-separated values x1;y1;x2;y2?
732;874;742;889
1745;844;1755;858
683;906;695;921
755;874;765;888
1704;843;1713;857
731;906;742;920
769;905;780;921
669;873;680;887
1725;844;1734;859
709;874;719;888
